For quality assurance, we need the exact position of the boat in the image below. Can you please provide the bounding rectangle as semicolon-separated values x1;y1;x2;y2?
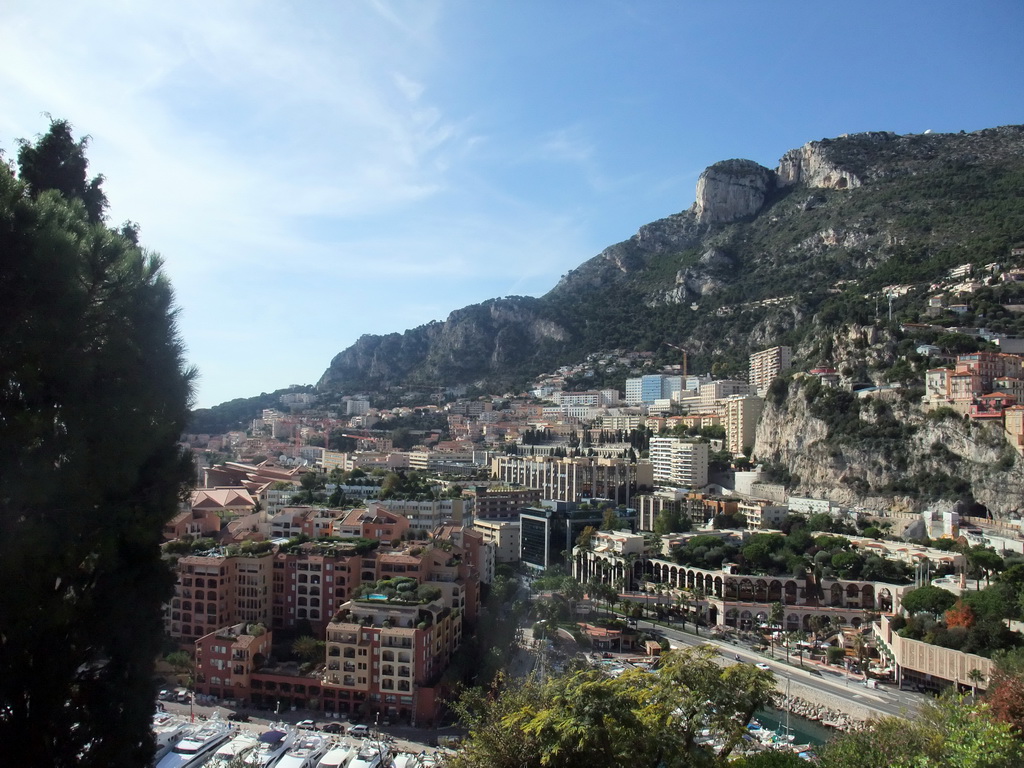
151;711;190;763
245;725;297;766
277;732;329;768
348;738;391;768
206;730;260;768
154;717;234;768
391;753;418;768
316;741;356;768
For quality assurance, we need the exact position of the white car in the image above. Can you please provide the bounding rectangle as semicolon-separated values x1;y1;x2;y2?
755;663;771;671
296;719;317;730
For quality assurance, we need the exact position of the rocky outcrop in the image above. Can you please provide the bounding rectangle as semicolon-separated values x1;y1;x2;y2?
317;296;569;391
777;142;864;190
693;159;774;224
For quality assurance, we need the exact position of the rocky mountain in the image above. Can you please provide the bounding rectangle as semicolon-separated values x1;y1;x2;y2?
319;125;1024;396
312;125;1024;515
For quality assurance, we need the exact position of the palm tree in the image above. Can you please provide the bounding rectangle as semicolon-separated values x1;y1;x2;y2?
676;593;691;631
851;633;869;677
293;635;324;665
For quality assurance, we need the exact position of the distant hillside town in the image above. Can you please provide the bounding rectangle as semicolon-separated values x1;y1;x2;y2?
173;309;1024;716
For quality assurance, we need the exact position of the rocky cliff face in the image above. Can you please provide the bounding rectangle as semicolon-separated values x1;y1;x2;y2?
693;159;775;223
754;381;1024;516
777;142;864;190
317;296;569;391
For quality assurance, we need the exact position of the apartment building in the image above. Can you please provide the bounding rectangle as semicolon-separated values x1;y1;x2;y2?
373;498;469;534
737;499;788;529
635;489;686;531
723;395;764;455
648;437;709;488
166;550;274;643
490;455;653;505
635;490;740;531
698;379;752;407
193;622;273;703
463;485;540;520
322;597;459;724
749;346;792;396
332;505;410;541
472;518;521;563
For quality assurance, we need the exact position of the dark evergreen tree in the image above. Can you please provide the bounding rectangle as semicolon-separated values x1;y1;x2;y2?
0;120;194;766
16;117;108;222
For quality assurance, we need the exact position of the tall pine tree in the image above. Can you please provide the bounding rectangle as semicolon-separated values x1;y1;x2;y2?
0;119;194;766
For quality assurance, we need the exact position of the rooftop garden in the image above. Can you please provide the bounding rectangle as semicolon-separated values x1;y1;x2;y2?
669;515;915;583
277;535;380;556
355;576;443;604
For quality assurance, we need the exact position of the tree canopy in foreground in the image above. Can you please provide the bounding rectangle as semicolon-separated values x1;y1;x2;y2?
449;647;1024;768
448;645;776;768
0;119;194;766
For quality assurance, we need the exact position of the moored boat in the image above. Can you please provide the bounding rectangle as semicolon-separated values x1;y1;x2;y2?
206;730;260;768
245;725;296;766
277;732;329;768
154;717;234;768
316;741;356;768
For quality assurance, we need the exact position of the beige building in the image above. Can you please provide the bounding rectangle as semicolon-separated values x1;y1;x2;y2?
749;346;792;396
472;518;521;563
874;614;992;693
699;379;752;407
723;395;764;454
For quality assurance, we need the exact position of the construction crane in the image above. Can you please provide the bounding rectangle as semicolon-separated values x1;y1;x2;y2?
663;341;688;380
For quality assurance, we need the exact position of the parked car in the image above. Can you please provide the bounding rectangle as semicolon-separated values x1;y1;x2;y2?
228;712;251;723
321;722;345;734
348;724;370;737
296;719;317;730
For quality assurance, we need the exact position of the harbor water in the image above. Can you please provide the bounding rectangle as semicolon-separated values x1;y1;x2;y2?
752;705;836;746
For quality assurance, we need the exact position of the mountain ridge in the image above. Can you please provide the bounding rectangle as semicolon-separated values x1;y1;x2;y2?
318;123;1024;396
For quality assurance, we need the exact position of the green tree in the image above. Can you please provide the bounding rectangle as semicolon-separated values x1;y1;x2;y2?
0;121;194;766
820;692;1023;768
449;646;775;768
165;650;195;690
901;585;958;617
292;635;324;664
601;507;623;531
16;117;107;222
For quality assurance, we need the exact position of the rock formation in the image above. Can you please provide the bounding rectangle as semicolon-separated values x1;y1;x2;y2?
692;159;775;224
777;142;864;190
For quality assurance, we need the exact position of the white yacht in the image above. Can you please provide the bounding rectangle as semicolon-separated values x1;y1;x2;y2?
277;732;328;768
154;718;234;768
245;725;296;766
206;730;260;768
316;741;356;768
391;753;418;768
348;739;391;768
151;711;190;763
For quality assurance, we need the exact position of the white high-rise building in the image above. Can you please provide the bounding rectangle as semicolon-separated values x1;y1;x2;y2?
648;437;709;488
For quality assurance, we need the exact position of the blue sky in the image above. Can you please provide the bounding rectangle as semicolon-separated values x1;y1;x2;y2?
1;1;1021;408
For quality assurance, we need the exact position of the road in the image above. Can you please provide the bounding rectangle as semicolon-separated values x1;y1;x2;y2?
647;618;925;720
